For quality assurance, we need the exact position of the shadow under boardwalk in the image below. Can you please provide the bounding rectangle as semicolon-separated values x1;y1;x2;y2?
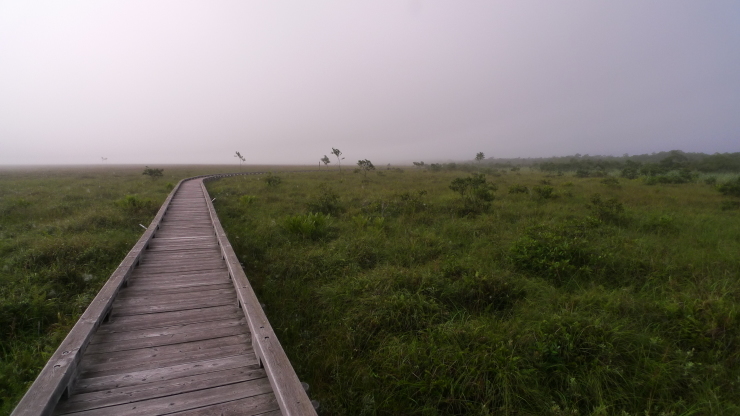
52;181;281;416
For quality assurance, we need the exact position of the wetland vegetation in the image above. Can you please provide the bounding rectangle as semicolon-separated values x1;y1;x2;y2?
2;155;740;415
208;162;740;415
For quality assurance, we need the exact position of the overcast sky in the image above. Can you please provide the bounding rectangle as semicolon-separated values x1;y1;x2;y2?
1;1;739;165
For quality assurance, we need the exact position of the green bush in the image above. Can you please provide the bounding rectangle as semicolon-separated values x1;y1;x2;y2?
508;184;528;194
449;173;497;216
641;214;678;235
433;271;525;313
239;195;258;205
588;194;628;226
717;176;740;198
115;195;156;215
307;186;343;216
720;200;740;210
600;177;621;187
644;169;696;185
142;166;163;179
283;213;332;240
533;185;555;199
264;173;282;187
510;224;593;283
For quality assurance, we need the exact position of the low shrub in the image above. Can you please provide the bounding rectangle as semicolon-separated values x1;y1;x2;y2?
575;169;591;178
264;173;282;187
283;212;332;240
717;176;740;198
115;195;156;215
239;195;258;205
307;185;343;216
588;194;628;226
644;169;695;185
533;185;556;199
641;214;678;235
600;177;621;188
510;223;593;284
449;174;497;216
509;184;528;194
720;200;740;211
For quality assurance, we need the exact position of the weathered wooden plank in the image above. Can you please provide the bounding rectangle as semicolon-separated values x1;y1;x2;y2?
125;277;230;289
99;305;240;333
134;260;226;271
66;379;274;416
112;290;235;310
81;335;249;366
143;245;221;253
129;269;228;281
142;248;221;258
124;278;231;293
79;345;254;378
130;261;226;273
90;317;245;344
145;242;220;251
167;393;280;416
84;323;247;354
55;367;268;415
117;282;233;298
141;249;221;259
154;231;215;236
110;296;235;317
129;266;227;277
112;289;235;308
73;355;260;394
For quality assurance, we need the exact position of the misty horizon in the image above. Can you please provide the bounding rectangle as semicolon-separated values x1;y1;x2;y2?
2;2;739;165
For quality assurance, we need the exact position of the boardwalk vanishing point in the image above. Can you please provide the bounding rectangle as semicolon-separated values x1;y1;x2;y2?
12;175;317;416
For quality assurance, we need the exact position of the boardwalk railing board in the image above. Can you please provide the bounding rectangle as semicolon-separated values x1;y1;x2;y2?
12;172;317;416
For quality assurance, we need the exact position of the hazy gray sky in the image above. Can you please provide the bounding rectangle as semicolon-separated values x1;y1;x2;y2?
1;1;739;165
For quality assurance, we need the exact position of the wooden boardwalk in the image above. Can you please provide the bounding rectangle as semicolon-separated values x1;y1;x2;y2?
12;176;316;416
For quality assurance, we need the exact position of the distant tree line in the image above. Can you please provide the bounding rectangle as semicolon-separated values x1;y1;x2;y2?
534;151;740;176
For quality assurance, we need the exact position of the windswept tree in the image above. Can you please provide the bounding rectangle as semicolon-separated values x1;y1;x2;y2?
357;159;375;177
413;161;425;169
476;152;485;164
331;148;344;172
234;151;245;170
321;155;331;169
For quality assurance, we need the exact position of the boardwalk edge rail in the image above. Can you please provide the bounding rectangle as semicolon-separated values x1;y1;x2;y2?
12;172;317;416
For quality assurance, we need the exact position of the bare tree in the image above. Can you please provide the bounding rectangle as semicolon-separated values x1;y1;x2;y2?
234;151;245;170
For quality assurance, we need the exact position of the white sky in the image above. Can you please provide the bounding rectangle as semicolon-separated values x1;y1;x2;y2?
1;1;739;165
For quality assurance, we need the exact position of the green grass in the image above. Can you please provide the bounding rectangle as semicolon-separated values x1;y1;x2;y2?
207;169;740;415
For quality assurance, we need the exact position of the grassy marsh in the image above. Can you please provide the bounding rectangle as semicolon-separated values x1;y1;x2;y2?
2;164;739;415
207;168;740;415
